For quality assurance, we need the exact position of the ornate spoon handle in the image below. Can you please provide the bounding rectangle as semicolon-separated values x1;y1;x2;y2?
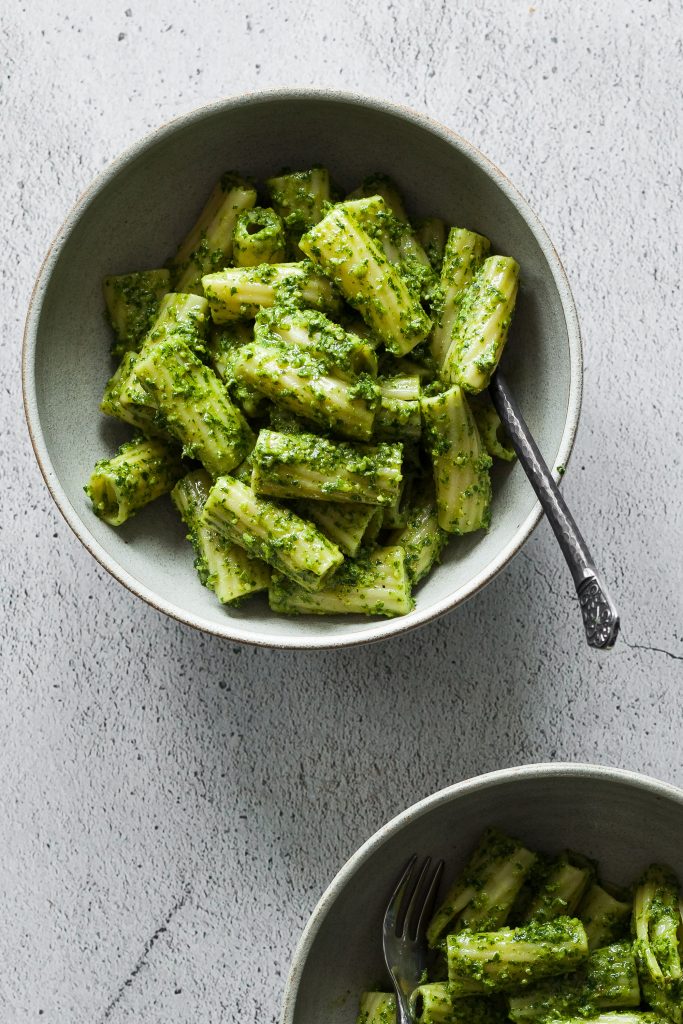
489;372;620;649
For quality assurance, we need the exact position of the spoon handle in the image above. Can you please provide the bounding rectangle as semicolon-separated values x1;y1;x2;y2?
489;372;620;650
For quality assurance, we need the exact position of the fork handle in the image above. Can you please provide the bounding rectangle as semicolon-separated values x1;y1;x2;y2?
489;372;620;650
392;988;412;1024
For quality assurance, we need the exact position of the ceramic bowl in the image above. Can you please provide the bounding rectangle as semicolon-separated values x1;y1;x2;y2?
282;763;683;1023
23;90;582;648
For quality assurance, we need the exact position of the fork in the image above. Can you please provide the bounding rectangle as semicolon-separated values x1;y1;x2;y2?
382;856;444;1024
489;371;620;650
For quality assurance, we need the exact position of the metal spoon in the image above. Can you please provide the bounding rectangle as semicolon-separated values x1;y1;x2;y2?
489;371;620;650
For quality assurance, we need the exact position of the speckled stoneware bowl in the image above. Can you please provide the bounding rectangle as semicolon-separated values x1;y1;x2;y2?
23;90;582;648
283;763;683;1024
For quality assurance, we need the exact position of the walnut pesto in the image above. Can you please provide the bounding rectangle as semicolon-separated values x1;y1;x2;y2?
88;165;526;619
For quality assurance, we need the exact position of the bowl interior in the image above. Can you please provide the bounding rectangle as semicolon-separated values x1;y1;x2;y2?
285;768;683;1024
27;93;579;646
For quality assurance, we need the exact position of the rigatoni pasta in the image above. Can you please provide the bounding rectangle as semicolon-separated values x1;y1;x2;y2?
355;829;682;1024
86;166;522;617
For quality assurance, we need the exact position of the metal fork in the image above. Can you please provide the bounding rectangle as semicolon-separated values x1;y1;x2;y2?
490;371;620;650
382;856;444;1024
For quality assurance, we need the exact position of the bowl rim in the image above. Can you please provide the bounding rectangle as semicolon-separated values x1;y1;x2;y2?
22;87;583;650
281;761;683;1024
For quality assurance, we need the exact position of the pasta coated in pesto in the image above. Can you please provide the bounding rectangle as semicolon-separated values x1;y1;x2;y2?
85;436;184;526
354;833;677;1024
87;165;525;619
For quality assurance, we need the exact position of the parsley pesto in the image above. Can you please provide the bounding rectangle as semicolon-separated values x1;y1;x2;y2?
354;831;681;1024
87;166;524;619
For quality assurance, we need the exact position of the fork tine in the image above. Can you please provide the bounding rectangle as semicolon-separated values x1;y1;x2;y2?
415;859;444;940
401;856;432;939
383;855;417;936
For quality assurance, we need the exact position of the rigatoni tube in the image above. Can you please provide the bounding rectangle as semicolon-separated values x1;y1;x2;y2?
346;173;409;221
298;501;378;557
208;324;268;420
172;172;257;293
103;268;170;358
132;339;255;477
578;884;632;951
101;293;210;432
507;942;641;1024
427;827;537;948
85;437;183;526
470;391;516;462
202;476;343;590
232;342;378;441
422;386;492;534
374;375;423;442
171;470;270;605
447;917;589;992
341;195;435;299
255;306;378;379
430;227;491;366
442;255;520;393
523;852;595;923
142;292;209;354
100;350;159;434
299;205;432;356
356;991;396;1024
269;546;413;618
534;1015;668;1024
232;207;286;267
266;167;331;252
388;489;447;585
252;430;403;506
632;865;682;988
410;984;505;1024
416;218;447;272
202;262;341;322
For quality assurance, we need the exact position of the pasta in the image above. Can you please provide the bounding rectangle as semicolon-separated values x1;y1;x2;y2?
356;829;681;1024
86;168;521;616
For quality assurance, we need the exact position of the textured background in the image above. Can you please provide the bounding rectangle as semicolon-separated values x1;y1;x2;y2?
1;1;682;1021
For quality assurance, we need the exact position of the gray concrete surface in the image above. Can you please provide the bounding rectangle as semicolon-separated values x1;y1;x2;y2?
1;1;682;1020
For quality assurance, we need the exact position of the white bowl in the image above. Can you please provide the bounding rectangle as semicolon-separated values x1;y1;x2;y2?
283;763;683;1023
23;90;581;648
